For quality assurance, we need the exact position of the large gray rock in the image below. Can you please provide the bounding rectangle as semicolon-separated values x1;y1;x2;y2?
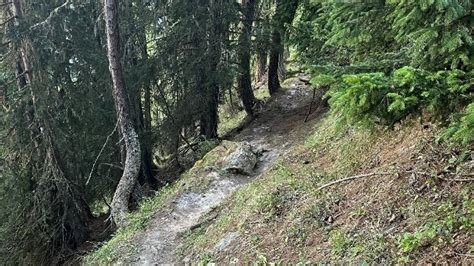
224;142;258;175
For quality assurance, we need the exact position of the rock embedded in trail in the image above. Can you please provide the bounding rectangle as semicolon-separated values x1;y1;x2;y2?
223;142;259;175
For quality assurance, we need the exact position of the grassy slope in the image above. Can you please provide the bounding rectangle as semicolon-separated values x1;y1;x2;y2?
179;114;473;264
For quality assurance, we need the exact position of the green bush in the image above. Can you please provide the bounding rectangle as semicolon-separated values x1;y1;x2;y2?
319;67;473;137
440;103;474;144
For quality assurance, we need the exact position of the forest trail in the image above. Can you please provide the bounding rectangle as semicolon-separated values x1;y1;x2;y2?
126;76;326;265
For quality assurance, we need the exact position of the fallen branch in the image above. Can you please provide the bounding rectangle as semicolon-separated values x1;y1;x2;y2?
439;177;474;182
405;170;474;182
318;172;391;190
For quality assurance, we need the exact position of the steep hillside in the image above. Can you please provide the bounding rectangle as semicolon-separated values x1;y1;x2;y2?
87;77;473;264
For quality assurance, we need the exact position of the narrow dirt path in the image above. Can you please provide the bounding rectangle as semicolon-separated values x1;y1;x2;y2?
126;76;326;265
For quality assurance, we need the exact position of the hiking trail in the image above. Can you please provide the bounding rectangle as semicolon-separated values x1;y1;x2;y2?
125;76;326;264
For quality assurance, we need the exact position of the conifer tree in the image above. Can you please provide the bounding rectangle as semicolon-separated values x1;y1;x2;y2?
268;0;298;95
237;0;258;116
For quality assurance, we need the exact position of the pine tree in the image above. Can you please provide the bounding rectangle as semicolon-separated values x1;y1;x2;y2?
268;0;299;95
237;0;258;116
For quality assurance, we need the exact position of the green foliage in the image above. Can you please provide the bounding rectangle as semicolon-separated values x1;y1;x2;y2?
323;67;473;132
293;0;473;145
389;0;473;69
440;103;474;144
399;226;437;253
399;200;473;255
329;230;352;256
310;74;336;88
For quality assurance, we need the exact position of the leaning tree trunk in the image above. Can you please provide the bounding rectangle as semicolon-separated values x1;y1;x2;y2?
104;0;141;228
236;0;258;116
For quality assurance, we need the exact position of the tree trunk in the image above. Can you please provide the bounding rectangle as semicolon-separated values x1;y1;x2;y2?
139;29;157;188
236;0;257;116
278;49;287;80
200;83;219;139
104;0;141;228
268;29;281;95
255;50;267;84
141;71;156;188
267;0;298;95
200;0;224;139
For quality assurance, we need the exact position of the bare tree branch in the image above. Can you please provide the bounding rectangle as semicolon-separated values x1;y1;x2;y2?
86;120;119;186
30;0;70;30
0;15;16;26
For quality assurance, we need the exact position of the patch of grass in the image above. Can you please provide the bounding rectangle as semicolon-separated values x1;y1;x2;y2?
219;109;247;137
217;86;270;137
198;252;215;265
130;110;473;264
285;225;307;246
329;230;352;256
85;182;179;264
398;199;473;256
301;200;335;228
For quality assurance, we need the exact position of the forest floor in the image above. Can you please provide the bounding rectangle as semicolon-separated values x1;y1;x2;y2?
87;75;473;264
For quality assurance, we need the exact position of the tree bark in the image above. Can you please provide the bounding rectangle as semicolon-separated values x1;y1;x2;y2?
255;50;267;84
267;0;298;95
140;43;156;188
236;0;257;116
200;0;224;139
268;28;281;95
104;0;141;228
